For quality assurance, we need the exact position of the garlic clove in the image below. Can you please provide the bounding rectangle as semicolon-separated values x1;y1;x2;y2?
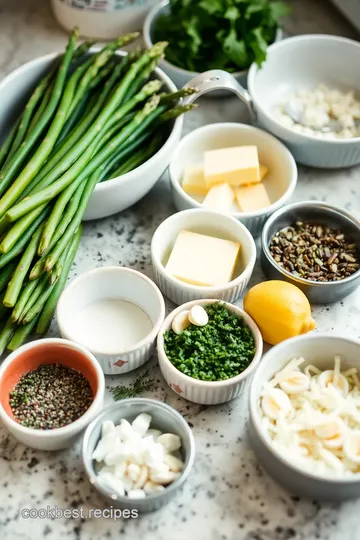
157;433;182;452
188;305;208;327
132;413;152;437
164;454;184;472
171;310;191;334
261;388;293;420
278;371;310;394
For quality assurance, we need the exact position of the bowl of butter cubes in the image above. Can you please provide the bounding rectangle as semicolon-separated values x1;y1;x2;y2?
82;399;195;513
169;122;297;237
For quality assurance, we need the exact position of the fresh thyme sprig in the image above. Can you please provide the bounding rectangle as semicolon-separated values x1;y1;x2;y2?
110;370;156;401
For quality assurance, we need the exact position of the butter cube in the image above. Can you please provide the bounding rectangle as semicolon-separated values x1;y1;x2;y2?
202;183;234;212
165;230;240;287
182;164;207;195
204;146;260;187
236;184;271;212
259;164;268;181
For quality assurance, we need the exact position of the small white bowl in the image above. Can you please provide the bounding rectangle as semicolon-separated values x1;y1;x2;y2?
249;334;360;500
151;208;257;305
157;299;263;404
248;35;360;168
57;267;165;375
143;0;282;91
0;338;105;451
169;123;297;237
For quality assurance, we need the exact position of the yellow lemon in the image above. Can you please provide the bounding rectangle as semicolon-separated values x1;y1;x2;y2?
243;280;316;345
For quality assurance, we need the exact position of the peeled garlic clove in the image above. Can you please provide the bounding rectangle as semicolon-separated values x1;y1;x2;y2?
127;489;146;499
101;420;116;438
343;431;360;464
171;310;191;334
157;433;182;452
116;418;136;441
143;481;166;494
92;434;118;462
104;442;133;466
188;305;208;327
279;371;310;394
150;469;181;485
98;472;125;497
132;413;152;436
315;417;345;449
145;428;162;440
318;370;349;396
261;388;293;420
114;462;127;480
127;463;141;482
164;454;184;472
133;465;149;489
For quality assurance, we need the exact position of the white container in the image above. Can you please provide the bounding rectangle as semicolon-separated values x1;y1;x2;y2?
52;0;158;39
57;266;165;375
0;50;183;221
169;123;297;238
157;299;263;405
0;338;105;451
151;208;257;305
249;334;360;500
247;35;360;168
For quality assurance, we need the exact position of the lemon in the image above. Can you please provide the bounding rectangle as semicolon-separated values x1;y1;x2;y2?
243;280;316;345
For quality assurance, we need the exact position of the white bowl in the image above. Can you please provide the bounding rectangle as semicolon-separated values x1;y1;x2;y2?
249;334;360;500
169;123;297;237
0;338;105;451
143;0;282;91
157;299;263;404
56;267;165;375
248;35;360;168
0;49;182;221
151;208;257;305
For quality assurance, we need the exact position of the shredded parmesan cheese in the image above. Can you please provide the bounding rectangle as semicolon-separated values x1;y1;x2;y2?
260;356;360;477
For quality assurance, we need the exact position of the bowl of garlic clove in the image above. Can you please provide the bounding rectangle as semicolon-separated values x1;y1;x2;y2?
82;399;195;513
249;333;360;501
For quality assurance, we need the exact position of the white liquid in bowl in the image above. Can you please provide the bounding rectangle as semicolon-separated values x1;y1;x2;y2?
72;298;153;353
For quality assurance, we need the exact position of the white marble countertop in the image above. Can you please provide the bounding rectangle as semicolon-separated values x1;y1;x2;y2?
0;1;360;539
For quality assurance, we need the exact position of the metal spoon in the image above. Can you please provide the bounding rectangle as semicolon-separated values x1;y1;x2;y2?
285;100;359;133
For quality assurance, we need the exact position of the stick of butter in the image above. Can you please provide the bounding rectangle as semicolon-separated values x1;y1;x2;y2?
204;146;260;187
165;230;240;287
182;164;207;195
202;183;234;212
236;183;271;212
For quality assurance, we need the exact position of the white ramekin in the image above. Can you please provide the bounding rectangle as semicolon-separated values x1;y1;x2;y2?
56;267;165;375
169;123;297;238
157;299;263;405
151;208;257;305
0;338;105;451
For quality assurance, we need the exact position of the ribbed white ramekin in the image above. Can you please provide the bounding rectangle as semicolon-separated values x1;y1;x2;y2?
57;267;165;375
151;208;257;306
157;299;263;405
169;123;297;237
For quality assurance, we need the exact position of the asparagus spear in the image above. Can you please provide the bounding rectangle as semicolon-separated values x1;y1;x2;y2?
0;204;46;253
36;226;81;335
14;274;49;323
0;28;79;203
0;260;18;294
0;317;16;355
3;227;43;307
7;315;40;351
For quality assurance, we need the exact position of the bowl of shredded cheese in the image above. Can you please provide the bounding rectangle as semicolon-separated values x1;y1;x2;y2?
249;333;360;500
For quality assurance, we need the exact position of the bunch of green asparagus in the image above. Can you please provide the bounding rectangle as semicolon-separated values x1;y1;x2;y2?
0;28;197;354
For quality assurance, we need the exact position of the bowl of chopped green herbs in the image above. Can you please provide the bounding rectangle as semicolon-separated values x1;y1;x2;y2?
157;300;263;404
143;0;287;91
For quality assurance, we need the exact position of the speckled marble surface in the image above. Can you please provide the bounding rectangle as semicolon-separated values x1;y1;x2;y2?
0;1;360;539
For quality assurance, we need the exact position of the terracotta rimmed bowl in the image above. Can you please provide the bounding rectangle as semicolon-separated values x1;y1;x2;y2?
0;338;105;450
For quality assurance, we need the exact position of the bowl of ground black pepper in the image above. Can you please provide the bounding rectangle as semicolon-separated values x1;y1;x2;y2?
261;201;360;304
0;338;105;450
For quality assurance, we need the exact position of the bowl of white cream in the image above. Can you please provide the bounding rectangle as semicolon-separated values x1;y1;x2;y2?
56;267;165;375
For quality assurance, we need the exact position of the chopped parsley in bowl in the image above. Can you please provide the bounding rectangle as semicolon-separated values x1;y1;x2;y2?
163;303;256;382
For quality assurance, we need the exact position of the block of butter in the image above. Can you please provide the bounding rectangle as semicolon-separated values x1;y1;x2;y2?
165;230;240;287
236;183;271;212
204;146;260;187
182;164;207;195
202;183;234;212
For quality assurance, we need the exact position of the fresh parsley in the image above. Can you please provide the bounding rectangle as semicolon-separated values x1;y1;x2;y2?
164;303;256;382
153;0;289;73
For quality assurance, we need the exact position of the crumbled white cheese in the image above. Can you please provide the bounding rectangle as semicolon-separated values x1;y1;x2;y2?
276;84;360;139
260;356;360;477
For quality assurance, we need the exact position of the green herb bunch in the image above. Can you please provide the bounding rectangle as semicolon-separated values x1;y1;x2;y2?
153;0;290;73
164;303;256;381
